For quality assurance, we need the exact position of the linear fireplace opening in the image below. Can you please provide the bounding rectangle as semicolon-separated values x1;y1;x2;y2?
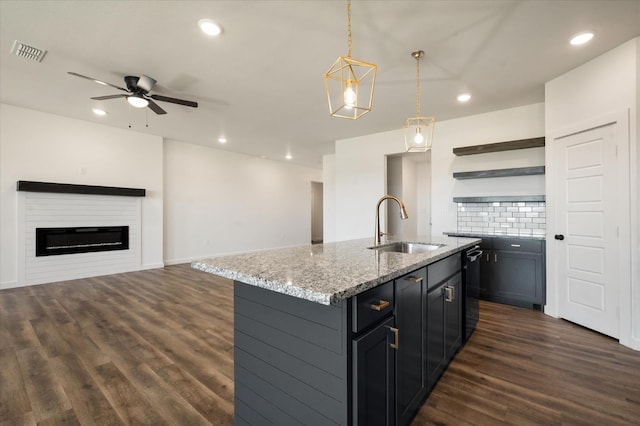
36;226;129;257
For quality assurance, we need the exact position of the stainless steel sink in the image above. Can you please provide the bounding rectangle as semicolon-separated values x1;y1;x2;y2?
368;242;445;254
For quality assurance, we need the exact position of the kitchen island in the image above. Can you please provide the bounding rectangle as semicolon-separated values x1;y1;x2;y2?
192;235;480;425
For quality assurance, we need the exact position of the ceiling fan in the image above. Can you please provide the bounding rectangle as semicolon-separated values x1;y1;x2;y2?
68;72;198;115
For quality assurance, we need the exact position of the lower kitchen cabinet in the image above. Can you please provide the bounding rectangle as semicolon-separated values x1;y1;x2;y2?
353;316;396;426
444;273;462;360
427;272;461;390
394;268;427;425
426;254;462;391
479;237;546;309
354;254;464;425
426;282;445;388
479;240;493;298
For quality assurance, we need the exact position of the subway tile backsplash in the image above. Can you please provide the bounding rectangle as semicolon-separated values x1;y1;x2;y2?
457;201;546;237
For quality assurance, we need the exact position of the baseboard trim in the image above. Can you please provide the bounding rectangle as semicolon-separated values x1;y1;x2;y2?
140;262;165;270
0;280;20;290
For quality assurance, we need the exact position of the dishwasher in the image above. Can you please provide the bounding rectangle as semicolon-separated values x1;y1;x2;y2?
462;245;483;343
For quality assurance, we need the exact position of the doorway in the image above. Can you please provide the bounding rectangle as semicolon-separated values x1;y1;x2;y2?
549;112;631;341
311;181;323;244
386;152;432;238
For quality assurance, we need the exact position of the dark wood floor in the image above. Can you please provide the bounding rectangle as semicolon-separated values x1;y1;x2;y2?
1;264;639;425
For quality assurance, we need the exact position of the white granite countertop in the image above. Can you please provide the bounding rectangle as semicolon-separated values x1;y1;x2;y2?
191;235;480;305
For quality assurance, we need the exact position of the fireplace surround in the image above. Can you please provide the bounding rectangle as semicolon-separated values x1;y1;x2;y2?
15;180;146;287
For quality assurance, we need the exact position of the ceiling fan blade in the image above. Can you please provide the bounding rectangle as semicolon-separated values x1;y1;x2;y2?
136;75;157;93
147;99;167;115
68;72;128;92
150;94;198;108
91;94;128;101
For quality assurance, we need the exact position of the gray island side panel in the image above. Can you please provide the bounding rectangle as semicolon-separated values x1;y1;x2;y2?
234;281;350;426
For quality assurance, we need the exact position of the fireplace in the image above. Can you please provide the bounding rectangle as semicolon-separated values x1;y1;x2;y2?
36;226;129;257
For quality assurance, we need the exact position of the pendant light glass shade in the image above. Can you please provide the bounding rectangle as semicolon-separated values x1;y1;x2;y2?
324;0;377;120
403;116;435;152
403;50;434;152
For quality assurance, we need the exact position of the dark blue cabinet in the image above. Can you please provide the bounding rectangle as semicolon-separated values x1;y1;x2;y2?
479;237;546;309
426;274;462;389
445;273;462;360
427;282;446;388
353;316;396;426
426;254;462;391
394;268;427;425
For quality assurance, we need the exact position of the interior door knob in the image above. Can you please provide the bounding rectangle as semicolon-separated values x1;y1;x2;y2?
554;234;565;240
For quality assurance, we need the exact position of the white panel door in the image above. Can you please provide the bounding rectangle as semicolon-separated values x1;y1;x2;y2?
554;123;618;338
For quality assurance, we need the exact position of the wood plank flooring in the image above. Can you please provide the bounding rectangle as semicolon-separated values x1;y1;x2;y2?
1;264;639;425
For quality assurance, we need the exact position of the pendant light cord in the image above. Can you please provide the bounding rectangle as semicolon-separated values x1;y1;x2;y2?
416;54;421;116
347;0;352;57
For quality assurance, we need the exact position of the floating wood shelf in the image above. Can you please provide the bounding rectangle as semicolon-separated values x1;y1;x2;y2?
17;180;146;197
453;166;545;180
453;137;545;156
453;195;545;203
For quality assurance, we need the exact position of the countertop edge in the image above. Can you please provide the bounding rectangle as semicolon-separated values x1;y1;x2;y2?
191;261;333;305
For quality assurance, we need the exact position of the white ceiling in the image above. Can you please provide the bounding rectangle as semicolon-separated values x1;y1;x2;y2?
1;1;639;169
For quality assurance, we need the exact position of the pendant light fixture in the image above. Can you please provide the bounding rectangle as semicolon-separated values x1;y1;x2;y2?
324;0;377;120
403;50;435;152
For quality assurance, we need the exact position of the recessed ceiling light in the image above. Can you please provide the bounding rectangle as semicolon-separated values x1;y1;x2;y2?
285;154;292;160
457;93;471;103
218;137;227;144
92;108;107;116
199;19;222;36
570;31;594;46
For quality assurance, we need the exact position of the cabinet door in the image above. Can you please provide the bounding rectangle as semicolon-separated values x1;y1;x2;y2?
395;271;426;425
493;251;544;306
445;273;462;360
480;250;492;297
426;285;445;391
353;316;396;426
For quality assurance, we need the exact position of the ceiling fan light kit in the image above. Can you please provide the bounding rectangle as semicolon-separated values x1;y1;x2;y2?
127;94;148;108
68;71;198;116
403;50;435;152
324;0;377;120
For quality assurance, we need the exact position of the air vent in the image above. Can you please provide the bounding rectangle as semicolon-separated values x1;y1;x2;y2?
11;40;46;62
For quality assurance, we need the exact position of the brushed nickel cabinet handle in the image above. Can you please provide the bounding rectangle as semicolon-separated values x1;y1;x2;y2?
370;300;390;311
406;275;422;283
511;244;521;248
445;286;454;302
494;253;498;262
389;327;399;349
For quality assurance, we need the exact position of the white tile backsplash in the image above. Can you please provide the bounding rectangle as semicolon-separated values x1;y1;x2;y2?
457;201;546;237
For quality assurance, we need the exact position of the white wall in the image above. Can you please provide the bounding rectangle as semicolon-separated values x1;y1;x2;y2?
163;140;321;264
323;154;336;243
545;38;639;350
416;159;431;236
334;128;406;241
431;103;545;235
0;104;164;288
331;103;545;241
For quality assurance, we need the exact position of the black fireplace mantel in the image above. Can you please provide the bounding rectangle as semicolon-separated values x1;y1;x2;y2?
17;180;145;197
